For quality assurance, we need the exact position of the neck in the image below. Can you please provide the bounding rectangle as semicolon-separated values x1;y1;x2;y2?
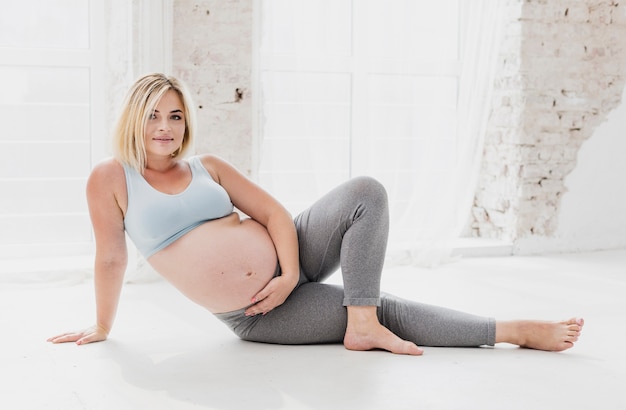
145;155;179;173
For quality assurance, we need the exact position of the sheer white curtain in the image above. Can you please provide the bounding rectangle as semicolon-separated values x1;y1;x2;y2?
257;0;504;267
257;0;354;214
389;1;505;266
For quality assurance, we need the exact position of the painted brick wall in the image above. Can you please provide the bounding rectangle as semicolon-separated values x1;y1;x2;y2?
472;0;626;242
172;0;254;175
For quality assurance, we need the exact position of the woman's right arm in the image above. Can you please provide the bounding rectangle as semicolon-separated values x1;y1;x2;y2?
47;160;128;345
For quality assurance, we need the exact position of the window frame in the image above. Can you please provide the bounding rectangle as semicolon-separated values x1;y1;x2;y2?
0;0;105;260
254;0;462;217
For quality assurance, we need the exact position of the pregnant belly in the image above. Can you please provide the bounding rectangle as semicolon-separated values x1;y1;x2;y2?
147;213;279;313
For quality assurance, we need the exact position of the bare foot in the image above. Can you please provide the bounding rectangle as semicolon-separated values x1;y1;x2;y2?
496;317;584;352
344;306;423;355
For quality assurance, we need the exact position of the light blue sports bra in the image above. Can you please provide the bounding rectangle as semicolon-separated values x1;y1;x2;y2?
123;156;234;258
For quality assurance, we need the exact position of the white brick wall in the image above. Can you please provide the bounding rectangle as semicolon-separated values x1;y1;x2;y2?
473;0;626;242
171;0;254;175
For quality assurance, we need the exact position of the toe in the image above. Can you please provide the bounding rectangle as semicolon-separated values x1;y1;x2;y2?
403;342;423;356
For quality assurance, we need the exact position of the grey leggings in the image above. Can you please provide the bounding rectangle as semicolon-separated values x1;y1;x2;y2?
215;177;496;347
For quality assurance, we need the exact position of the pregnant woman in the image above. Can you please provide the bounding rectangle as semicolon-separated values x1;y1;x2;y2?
48;73;584;355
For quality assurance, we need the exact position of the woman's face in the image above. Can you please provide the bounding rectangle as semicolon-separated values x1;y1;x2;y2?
144;89;186;159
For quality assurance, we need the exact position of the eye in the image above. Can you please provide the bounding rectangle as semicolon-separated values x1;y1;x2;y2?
171;114;183;120
148;112;157;120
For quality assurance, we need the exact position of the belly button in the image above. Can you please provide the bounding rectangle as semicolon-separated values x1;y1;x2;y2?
246;271;255;277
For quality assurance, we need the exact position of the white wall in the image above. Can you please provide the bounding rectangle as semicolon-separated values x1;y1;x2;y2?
515;87;626;254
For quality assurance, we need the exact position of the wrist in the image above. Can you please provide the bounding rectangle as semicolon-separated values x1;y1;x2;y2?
96;323;111;335
280;272;299;285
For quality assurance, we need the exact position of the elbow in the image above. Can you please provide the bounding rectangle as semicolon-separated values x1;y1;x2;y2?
95;253;128;275
267;207;294;229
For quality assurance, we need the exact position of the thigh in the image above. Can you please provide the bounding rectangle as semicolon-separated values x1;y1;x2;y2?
294;176;386;283
294;196;344;283
242;282;348;345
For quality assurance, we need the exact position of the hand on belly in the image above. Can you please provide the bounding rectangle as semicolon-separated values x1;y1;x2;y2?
148;216;279;313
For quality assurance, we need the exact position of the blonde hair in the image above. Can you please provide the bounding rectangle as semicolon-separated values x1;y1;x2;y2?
113;73;196;172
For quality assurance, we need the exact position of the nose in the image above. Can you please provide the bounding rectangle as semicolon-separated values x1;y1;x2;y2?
158;117;171;131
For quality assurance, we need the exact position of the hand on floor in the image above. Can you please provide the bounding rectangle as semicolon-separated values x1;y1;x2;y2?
47;324;109;345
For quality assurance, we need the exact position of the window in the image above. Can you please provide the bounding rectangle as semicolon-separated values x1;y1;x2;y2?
257;0;460;245
0;0;105;260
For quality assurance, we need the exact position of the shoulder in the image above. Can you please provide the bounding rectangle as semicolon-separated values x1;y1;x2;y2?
86;159;128;240
195;154;237;182
87;158;127;197
88;158;125;184
195;153;227;167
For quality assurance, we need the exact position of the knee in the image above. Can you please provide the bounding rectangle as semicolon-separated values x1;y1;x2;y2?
349;176;388;211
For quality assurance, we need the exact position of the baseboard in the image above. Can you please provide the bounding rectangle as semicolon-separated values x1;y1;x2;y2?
451;238;514;258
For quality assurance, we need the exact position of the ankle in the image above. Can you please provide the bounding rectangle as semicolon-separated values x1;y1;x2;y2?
495;320;523;345
346;306;378;328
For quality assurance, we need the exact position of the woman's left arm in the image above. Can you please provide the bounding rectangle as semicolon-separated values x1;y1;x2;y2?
201;154;299;315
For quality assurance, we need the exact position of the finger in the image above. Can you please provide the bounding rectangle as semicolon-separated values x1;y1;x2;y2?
250;287;271;305
47;332;75;342
245;299;274;316
76;336;92;345
76;333;104;345
245;302;264;316
257;298;280;315
48;333;81;344
48;333;74;343
251;277;282;303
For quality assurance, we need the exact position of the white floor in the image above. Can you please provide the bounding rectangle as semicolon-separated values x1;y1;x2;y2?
1;249;624;410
